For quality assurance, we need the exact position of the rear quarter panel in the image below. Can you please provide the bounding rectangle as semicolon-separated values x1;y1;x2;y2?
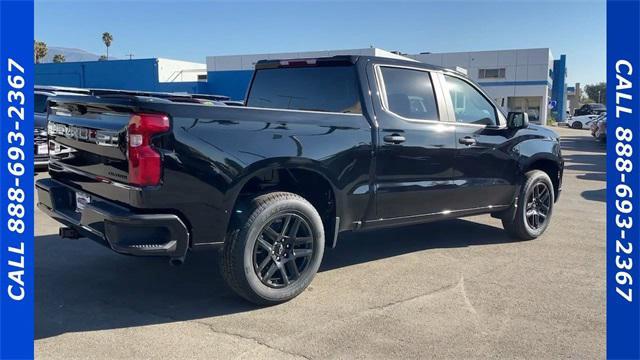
162;105;373;246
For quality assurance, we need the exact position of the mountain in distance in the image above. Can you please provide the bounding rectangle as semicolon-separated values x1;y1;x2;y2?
43;46;118;62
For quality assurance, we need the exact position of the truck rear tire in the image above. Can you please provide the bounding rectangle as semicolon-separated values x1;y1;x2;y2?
221;192;325;305
501;170;555;240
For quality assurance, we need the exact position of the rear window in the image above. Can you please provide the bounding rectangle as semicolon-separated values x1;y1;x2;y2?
246;66;361;114
35;93;48;113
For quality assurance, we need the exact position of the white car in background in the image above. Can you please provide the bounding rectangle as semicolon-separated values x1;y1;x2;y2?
567;114;599;129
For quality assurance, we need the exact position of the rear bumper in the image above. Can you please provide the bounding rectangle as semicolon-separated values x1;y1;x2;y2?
36;178;190;260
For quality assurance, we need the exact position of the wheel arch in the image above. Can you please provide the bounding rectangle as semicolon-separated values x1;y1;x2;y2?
524;156;562;201
226;158;341;246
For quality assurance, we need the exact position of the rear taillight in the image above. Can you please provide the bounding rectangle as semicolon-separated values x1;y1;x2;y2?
127;113;170;186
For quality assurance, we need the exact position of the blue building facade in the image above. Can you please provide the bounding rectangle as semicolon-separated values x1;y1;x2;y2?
206;70;254;100
36;58;210;94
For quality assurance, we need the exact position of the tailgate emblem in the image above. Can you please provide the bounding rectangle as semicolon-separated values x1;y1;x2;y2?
48;122;119;147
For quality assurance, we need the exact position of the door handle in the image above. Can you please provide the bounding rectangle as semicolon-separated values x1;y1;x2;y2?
458;136;477;146
383;134;406;144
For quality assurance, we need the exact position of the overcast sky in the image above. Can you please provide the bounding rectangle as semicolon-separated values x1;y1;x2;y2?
35;0;606;85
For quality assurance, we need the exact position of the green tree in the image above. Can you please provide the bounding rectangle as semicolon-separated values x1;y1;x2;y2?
52;54;66;63
98;55;108;61
102;32;113;60
34;41;47;64
584;82;606;104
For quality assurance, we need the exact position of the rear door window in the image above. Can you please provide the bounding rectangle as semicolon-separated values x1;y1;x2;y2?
379;67;439;121
247;66;361;114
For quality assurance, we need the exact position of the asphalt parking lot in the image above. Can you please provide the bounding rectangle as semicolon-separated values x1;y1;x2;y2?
35;126;605;359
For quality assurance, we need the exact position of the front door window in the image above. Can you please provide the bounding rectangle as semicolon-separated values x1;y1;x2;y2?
444;75;497;126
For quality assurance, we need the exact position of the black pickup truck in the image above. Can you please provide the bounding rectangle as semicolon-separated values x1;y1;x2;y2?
36;55;563;305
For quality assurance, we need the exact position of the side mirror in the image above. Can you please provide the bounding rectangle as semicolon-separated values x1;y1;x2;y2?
507;112;529;129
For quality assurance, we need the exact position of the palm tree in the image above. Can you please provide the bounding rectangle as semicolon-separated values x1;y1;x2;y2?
34;41;48;64
52;54;66;63
102;32;113;60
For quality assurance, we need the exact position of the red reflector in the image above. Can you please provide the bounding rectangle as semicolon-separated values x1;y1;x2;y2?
127;113;170;186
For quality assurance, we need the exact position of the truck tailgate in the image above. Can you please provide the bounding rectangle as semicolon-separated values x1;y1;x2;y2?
48;111;129;182
46;95;171;206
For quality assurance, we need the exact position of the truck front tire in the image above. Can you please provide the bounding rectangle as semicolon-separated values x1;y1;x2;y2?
502;170;555;240
221;192;325;305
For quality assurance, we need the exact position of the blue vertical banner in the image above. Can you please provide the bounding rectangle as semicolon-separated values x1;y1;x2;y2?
607;0;640;359
0;0;35;358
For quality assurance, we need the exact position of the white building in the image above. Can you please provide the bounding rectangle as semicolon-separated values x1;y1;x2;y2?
156;58;207;82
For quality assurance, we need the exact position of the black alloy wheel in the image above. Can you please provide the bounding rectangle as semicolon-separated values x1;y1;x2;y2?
525;182;551;230
501;170;555;240
253;213;314;288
